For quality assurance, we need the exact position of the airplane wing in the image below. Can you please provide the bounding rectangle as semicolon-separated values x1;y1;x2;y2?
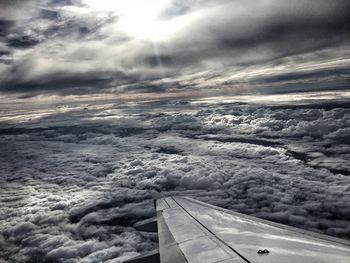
126;196;350;263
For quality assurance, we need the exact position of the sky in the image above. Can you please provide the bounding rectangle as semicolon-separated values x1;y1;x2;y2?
0;0;349;98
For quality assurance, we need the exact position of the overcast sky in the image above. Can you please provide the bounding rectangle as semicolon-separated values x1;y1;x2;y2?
0;0;349;97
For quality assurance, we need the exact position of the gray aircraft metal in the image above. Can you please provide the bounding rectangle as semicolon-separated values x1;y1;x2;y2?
125;196;350;263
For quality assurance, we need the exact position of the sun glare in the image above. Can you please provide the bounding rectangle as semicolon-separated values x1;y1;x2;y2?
83;0;182;41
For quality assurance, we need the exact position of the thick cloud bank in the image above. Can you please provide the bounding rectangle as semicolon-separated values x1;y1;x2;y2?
0;92;350;262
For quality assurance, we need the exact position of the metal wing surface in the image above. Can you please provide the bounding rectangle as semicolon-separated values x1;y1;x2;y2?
156;196;350;263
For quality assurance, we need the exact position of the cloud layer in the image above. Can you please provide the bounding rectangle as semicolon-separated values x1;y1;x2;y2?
0;0;349;96
0;92;349;262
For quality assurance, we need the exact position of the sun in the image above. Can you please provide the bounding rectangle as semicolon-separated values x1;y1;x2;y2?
83;0;184;41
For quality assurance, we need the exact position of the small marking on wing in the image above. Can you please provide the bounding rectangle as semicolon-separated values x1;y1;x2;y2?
257;249;270;256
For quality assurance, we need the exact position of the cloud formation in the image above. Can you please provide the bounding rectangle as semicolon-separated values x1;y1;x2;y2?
0;0;349;96
0;93;349;261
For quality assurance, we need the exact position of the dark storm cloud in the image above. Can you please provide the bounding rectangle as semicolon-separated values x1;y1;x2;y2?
39;7;61;20
49;0;77;6
251;68;350;85
122;81;187;94
0;19;13;37
0;0;349;95
1;65;134;95
164;0;350;66
2;3;112;49
6;34;40;48
2;73;112;93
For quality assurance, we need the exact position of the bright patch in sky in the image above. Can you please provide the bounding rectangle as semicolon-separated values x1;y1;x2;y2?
82;0;184;40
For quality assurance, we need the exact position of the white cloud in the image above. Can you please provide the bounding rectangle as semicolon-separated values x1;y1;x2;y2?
0;94;349;261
